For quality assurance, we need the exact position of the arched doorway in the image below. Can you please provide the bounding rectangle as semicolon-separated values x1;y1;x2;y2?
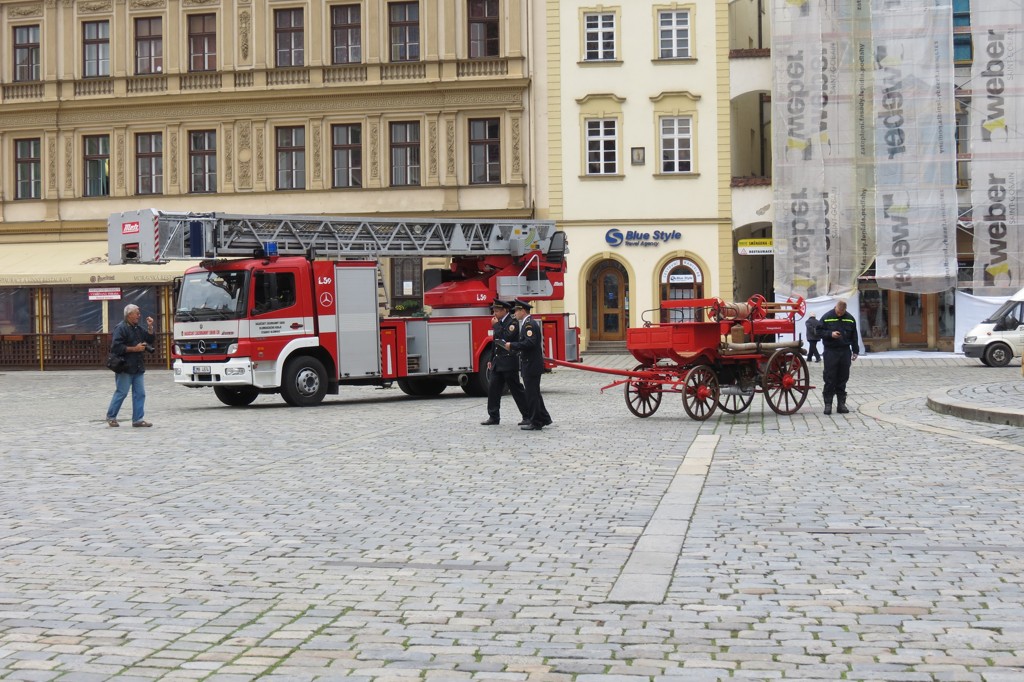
659;257;704;322
588;260;628;342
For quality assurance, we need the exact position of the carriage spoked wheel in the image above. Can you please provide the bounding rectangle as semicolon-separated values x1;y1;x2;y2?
624;364;663;418
681;365;719;421
762;348;810;415
716;386;755;414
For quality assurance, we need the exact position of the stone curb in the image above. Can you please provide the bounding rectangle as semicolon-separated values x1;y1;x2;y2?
926;386;1024;427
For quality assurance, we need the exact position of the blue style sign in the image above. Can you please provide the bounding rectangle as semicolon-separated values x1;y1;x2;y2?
604;228;682;247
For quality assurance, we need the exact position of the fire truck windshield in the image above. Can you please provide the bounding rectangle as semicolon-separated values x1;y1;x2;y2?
176;270;248;321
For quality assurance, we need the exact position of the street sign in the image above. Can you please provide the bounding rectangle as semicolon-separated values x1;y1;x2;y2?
738;238;773;255
88;287;122;301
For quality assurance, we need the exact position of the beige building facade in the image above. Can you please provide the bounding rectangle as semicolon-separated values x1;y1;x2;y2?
0;0;537;367
532;0;737;351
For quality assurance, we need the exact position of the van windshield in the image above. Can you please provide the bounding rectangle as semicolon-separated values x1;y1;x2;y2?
983;300;1018;324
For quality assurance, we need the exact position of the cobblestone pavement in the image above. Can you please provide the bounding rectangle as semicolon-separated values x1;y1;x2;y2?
1;357;1022;681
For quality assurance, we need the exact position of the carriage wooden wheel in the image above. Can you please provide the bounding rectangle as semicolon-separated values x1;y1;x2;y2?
624;364;663;418
762;348;810;415
681;365;719;421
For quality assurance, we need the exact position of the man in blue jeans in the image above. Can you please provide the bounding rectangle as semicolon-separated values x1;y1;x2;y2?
106;304;157;427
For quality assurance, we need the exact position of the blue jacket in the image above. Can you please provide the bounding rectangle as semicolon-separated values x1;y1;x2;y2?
110;320;156;374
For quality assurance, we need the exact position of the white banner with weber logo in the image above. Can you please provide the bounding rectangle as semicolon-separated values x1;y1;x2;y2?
971;5;1024;294
871;0;957;294
772;0;829;299
823;1;872;296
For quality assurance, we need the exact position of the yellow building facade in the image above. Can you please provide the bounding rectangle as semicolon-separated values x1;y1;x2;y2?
0;0;537;367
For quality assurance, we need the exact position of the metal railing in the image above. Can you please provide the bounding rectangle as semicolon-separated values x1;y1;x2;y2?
0;332;173;371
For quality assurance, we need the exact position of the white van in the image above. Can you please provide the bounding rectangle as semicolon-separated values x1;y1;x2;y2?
962;288;1024;367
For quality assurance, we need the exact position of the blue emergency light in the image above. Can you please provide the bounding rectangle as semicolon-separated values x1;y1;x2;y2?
264;241;279;257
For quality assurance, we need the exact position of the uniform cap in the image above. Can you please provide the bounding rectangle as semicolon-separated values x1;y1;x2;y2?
491;298;512;310
512;299;532;311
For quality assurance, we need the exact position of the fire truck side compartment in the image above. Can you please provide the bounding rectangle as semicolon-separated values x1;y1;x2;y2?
334;265;381;378
427;322;474;374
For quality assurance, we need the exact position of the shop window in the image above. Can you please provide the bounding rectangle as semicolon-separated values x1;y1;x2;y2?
0;288;33;334
860;288;889;339
660;259;703;322
104;288;159;330
390;257;423;314
391;257;422;296
52;288;103;333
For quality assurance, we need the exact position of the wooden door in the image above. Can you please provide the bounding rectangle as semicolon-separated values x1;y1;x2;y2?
897;292;928;346
591;264;626;341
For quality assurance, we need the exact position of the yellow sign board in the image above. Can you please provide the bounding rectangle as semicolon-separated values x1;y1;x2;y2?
737;238;774;255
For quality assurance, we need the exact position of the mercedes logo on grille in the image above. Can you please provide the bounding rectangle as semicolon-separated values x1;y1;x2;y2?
197;340;207;354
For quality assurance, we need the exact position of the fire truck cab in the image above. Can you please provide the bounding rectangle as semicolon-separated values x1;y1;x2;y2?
109;209;579;407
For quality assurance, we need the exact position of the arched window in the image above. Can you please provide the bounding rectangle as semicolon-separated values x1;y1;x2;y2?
659;258;703;322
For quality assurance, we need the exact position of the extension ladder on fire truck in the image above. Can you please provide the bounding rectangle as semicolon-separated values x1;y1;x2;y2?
109;209;564;265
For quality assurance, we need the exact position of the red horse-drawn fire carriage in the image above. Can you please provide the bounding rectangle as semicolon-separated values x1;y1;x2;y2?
550;295;814;421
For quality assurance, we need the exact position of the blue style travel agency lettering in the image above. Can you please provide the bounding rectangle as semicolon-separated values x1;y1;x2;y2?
605;228;683;248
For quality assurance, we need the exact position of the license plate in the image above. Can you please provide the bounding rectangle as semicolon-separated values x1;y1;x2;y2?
194;366;211;374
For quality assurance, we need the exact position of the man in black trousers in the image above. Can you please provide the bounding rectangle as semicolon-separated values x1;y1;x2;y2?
505;299;552;431
818;299;859;415
481;299;529;426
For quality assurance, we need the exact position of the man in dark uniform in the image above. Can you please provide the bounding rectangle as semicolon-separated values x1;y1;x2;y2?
505;299;551;431
818;299;859;415
481;299;529;426
804;314;822;362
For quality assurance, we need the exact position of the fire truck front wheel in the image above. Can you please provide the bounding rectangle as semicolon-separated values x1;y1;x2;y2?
460;349;492;397
281;356;328;406
214;386;260;407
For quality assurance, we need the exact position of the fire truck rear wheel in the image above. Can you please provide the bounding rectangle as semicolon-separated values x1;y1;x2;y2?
397;377;446;397
214;386;260;407
282;356;328;406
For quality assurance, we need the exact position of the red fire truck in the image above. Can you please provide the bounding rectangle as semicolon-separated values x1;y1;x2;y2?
108;209;579;407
